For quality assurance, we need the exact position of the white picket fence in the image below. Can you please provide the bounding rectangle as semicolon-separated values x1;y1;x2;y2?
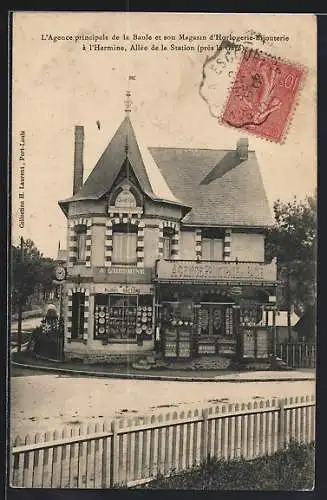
11;394;315;488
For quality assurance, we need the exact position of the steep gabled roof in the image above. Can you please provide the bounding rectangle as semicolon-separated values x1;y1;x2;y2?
149;147;273;227
59;115;272;228
59;116;185;212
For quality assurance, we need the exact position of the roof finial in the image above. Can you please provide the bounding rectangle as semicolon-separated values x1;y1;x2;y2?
125;90;132;115
124;75;136;115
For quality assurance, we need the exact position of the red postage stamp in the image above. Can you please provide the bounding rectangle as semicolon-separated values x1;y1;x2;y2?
221;52;305;143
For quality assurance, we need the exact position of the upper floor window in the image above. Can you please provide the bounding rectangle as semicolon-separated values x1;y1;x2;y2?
202;228;224;261
76;226;87;262
112;223;137;265
163;227;174;259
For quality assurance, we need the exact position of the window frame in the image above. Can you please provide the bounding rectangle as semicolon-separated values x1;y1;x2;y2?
75;225;87;263
201;228;224;261
112;222;138;266
162;227;175;260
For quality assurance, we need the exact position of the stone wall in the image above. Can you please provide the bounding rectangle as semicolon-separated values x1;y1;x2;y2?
64;339;154;364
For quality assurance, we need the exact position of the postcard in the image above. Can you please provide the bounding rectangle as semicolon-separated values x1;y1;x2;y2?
10;12;316;490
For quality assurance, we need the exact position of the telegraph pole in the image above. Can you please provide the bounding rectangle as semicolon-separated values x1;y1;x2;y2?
17;236;24;353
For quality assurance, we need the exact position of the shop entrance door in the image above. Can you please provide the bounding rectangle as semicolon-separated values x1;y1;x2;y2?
197;303;235;355
199;304;224;337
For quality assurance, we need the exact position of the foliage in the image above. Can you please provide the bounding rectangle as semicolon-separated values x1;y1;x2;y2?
11;239;56;309
143;441;315;490
265;194;317;315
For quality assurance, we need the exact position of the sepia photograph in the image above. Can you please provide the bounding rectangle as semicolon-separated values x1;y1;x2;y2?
10;12;316;490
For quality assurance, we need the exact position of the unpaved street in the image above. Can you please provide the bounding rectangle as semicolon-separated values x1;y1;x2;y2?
11;372;315;439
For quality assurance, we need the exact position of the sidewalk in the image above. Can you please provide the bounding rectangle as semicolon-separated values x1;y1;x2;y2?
11;352;315;383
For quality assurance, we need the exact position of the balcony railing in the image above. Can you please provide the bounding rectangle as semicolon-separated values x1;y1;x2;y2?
155;259;277;283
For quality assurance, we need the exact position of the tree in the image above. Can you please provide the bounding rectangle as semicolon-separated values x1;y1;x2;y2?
11;238;56;312
265;193;317;340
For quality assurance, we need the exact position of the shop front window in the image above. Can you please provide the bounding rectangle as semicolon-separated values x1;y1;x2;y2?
161;301;194;359
240;307;262;326
161;300;194;328
94;294;153;340
107;295;137;339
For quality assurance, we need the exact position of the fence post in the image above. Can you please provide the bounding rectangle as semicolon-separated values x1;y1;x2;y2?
278;398;286;450
201;409;209;462
110;419;119;488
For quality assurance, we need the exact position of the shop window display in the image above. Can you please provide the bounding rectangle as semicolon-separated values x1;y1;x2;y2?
161;301;194;358
94;294;153;341
161;301;194;328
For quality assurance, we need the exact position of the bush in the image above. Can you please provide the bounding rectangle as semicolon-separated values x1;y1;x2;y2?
142;441;315;490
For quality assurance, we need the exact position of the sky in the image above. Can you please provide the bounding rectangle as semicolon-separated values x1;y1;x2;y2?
12;12;317;258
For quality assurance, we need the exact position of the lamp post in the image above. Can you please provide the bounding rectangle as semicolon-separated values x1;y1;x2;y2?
54;264;67;360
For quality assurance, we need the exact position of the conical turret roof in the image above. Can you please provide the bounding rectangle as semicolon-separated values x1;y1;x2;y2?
59;116;186;211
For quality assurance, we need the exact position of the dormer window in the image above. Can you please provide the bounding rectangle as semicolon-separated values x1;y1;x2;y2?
75;225;87;262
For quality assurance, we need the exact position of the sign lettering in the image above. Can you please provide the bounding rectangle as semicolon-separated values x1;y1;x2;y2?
97;266;145;275
157;260;276;282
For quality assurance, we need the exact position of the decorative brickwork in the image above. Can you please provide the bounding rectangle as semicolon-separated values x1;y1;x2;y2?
158;220;180;259
104;212;144;268
68;217;93;267
66;287;89;341
195;228;202;259
223;228;232;261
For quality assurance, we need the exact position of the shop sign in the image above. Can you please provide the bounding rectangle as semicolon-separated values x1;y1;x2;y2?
92;284;154;294
156;260;277;282
100;266;145;275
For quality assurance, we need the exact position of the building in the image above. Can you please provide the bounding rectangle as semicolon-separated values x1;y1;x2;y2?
258;310;300;343
58;109;278;364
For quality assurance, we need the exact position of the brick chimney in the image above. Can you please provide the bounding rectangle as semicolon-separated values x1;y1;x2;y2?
73;125;84;195
236;137;248;160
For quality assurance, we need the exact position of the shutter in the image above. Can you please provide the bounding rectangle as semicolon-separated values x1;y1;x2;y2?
77;231;86;261
112;232;124;263
112;232;137;264
202;238;211;260
213;238;223;261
